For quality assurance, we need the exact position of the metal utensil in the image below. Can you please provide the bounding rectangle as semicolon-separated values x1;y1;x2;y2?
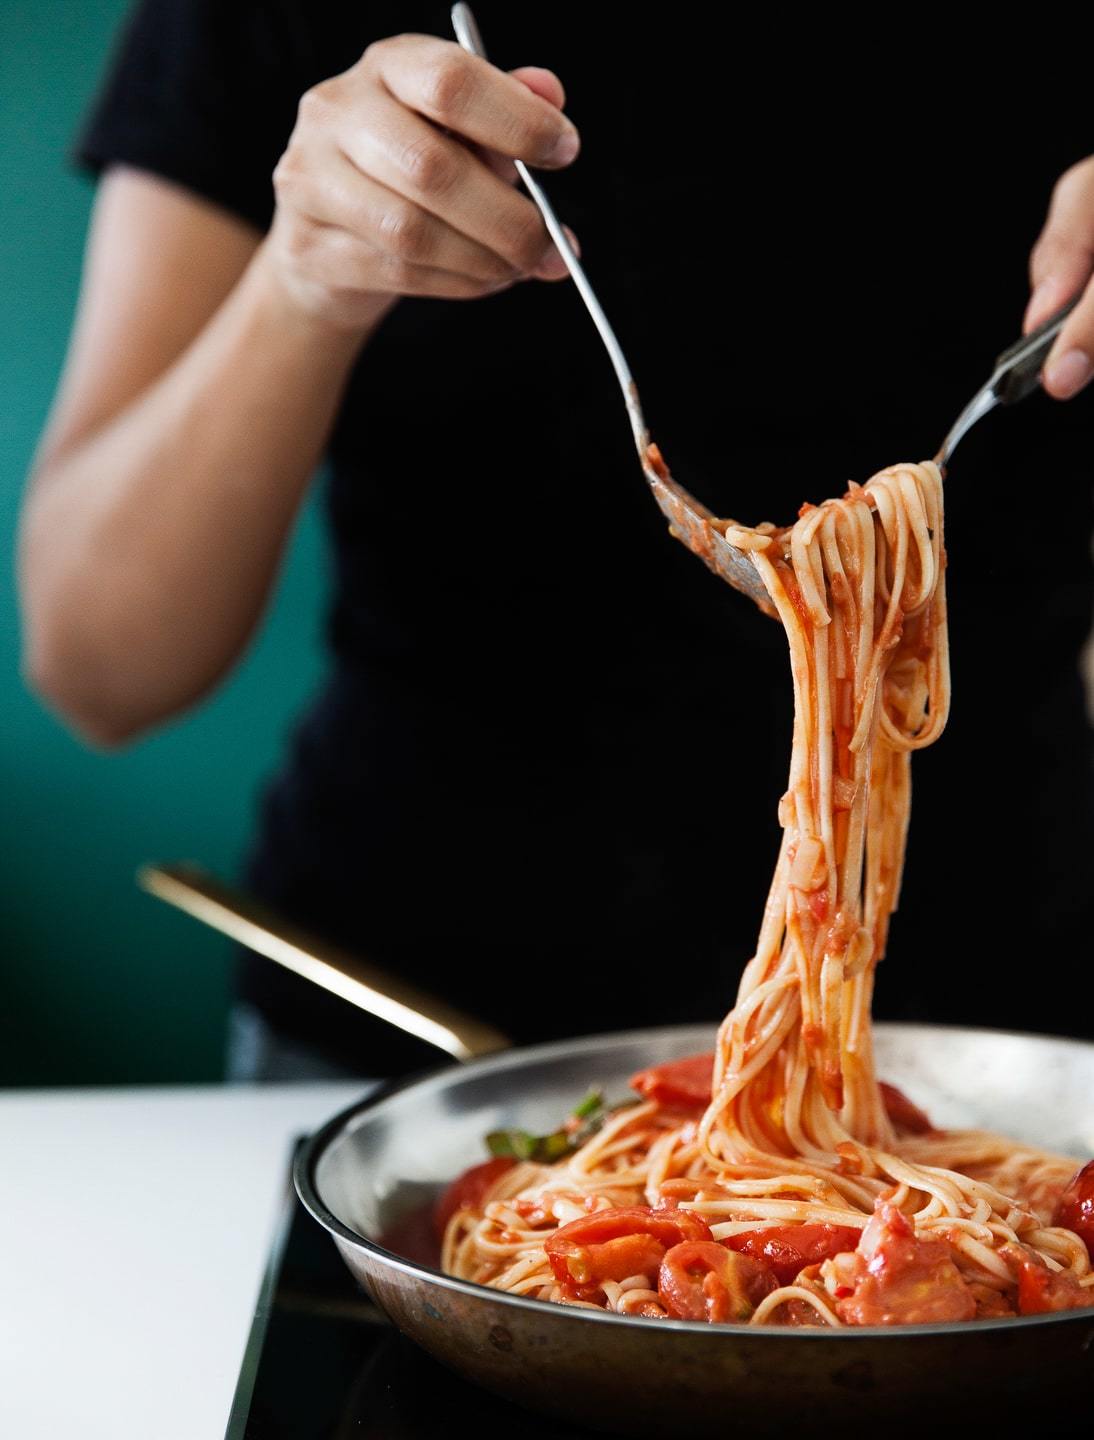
136;862;508;1061
456;5;1083;595
449;3;775;616
936;297;1078;468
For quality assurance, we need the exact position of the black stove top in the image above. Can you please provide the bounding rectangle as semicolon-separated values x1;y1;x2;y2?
225;1151;602;1439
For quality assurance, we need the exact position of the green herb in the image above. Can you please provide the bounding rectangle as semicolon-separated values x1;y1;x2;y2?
486;1129;540;1160
538;1130;573;1162
484;1088;634;1164
571;1088;604;1120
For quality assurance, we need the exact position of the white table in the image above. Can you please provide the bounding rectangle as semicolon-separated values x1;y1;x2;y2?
0;1082;367;1440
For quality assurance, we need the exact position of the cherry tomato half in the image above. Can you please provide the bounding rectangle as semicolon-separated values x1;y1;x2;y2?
879;1081;934;1135
629;1053;715;1109
432;1157;516;1241
544;1206;712;1292
1053;1160;1094;1257
658;1241;776;1323
1005;1243;1094;1315
723;1223;863;1286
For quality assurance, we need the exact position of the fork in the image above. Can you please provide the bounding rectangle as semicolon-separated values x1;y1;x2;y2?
935;298;1078;468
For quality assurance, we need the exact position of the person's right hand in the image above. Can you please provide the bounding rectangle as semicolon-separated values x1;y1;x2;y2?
263;35;581;331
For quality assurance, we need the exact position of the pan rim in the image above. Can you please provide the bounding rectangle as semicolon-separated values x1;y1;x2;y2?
295;1020;1094;1342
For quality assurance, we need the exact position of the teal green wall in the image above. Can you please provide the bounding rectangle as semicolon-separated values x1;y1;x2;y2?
0;4;328;1083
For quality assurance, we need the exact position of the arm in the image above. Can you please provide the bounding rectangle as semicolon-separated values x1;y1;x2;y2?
1023;154;1094;399
19;37;579;747
20;168;373;747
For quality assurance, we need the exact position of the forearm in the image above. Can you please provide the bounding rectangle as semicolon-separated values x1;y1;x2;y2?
19;240;390;744
21;35;580;747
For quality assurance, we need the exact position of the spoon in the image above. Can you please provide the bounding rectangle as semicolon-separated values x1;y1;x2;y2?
450;3;776;616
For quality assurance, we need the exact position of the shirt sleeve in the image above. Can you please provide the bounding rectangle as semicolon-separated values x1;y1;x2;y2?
72;0;309;233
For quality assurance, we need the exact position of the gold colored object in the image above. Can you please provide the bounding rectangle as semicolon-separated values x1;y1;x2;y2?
136;862;510;1061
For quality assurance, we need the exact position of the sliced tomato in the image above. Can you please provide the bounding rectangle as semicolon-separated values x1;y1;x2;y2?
879;1081;934;1135
560;1232;668;1290
831;1199;976;1325
658;1241;776;1323
544;1206;712;1294
1002;1243;1094;1315
1053;1160;1094;1257
432;1157;516;1241
723;1223;863;1286
629;1052;715;1109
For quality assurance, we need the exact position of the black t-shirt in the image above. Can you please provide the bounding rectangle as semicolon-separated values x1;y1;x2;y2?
76;2;1094;1073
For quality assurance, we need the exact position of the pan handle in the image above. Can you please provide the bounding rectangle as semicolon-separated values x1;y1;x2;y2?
136;862;511;1062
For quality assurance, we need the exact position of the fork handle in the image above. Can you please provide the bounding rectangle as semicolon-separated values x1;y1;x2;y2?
449;4;651;456
992;295;1080;405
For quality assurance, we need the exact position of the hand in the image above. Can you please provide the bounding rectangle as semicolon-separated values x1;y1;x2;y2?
264;35;580;330
1024;155;1094;399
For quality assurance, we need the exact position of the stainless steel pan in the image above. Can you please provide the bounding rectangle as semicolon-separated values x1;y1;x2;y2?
297;1024;1094;1435
141;865;1094;1435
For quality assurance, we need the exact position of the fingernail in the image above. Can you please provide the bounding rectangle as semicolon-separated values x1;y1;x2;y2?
534;245;569;280
537;229;580;278
1044;348;1092;398
548;127;580;166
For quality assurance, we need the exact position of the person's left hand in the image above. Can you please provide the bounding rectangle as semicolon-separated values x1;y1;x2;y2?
1024;155;1094;399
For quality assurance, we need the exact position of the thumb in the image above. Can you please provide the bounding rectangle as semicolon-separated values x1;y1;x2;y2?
1041;279;1094;399
1024;157;1094;333
1027;158;1094;399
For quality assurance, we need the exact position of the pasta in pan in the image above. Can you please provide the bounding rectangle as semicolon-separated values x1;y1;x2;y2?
438;460;1094;1326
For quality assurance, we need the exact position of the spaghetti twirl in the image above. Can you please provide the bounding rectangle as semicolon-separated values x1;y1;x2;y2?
440;461;1094;1326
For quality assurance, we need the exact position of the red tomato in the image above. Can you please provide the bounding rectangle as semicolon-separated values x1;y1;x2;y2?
879;1081;934;1135
544;1206;712;1293
1003;1243;1094;1315
432;1157;516;1241
1053;1160;1094;1257
831;1200;975;1325
723;1224;863;1286
808;889;830;923
560;1232;667;1290
629;1053;715;1109
658;1241;776;1323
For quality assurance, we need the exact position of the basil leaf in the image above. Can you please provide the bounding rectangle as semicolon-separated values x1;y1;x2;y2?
484;1090;633;1164
571;1089;604;1121
538;1130;572;1162
486;1129;538;1160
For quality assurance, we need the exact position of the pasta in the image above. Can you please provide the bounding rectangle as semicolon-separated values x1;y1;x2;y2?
439;461;1094;1325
